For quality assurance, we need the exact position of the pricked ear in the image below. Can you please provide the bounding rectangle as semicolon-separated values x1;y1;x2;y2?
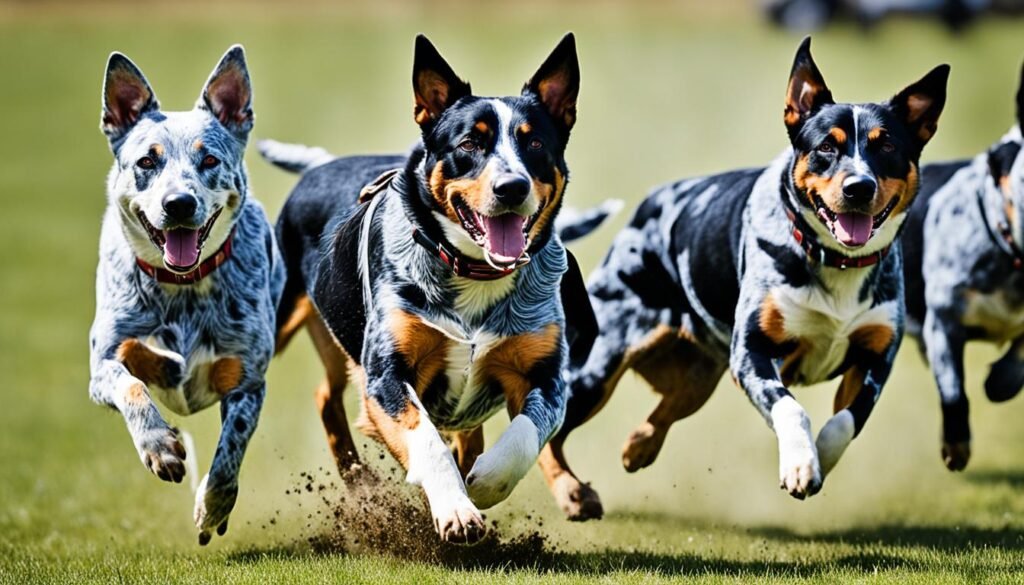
1016;57;1024;130
199;44;254;138
523;32;580;131
889;64;950;147
784;37;834;141
412;35;471;129
101;52;159;147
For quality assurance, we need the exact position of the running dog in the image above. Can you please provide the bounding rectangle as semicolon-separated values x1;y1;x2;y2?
536;38;949;519
261;34;606;544
902;59;1024;472
89;46;283;544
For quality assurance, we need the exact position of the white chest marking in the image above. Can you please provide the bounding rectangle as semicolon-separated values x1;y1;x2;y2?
141;339;225;416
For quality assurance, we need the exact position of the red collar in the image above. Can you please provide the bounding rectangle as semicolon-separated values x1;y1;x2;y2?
136;229;235;285
785;208;890;270
412;229;530;280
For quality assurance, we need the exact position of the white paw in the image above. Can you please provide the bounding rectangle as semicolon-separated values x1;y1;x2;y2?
193;474;237;545
815;409;855;476
465;415;538;509
771;396;822;500
135;424;186;483
430;492;486;545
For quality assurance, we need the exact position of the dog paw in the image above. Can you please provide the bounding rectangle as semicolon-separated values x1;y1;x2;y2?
136;425;186;483
194;474;238;545
942;441;971;471
430;494;486;545
549;473;603;521
778;449;822;499
464;416;537;509
984;362;1024;403
621;422;666;473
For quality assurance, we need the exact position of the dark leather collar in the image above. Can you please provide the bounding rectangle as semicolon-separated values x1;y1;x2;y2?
977;184;1024;270
360;168;531;280
781;187;890;270
136;229;235;285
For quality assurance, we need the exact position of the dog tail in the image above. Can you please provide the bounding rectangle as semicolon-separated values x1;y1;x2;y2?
556;199;623;243
257;139;335;174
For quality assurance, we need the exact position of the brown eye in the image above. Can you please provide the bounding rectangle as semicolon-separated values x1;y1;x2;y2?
459;139;478;152
528;138;544;150
136;156;155;169
817;142;834;154
201;154;220;169
881;141;896;154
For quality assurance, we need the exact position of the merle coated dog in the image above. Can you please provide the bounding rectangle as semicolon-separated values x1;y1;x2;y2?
902;60;1024;472
260;34;607;544
88;46;283;544
535;38;950;520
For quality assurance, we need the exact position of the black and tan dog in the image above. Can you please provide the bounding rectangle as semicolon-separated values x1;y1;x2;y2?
536;38;950;520
260;34;607;544
902;60;1024;472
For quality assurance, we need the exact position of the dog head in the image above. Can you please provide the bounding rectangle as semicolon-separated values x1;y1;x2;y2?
101;45;254;274
783;37;949;254
986;59;1024;243
409;33;579;269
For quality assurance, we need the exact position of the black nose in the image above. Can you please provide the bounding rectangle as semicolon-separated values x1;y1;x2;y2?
162;193;198;221
492;174;531;207
842;176;877;206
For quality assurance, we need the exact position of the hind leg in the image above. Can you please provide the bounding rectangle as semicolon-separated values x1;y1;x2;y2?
306;312;360;472
985;336;1024;403
622;334;725;472
449;427;484;478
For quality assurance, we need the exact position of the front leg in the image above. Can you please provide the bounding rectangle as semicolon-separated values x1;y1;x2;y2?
985;335;1024;403
923;309;971;470
194;382;263;545
89;356;186;483
816;325;900;477
466;325;566;509
732;304;821;500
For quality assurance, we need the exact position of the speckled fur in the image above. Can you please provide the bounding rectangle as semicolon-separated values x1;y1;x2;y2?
88;46;283;545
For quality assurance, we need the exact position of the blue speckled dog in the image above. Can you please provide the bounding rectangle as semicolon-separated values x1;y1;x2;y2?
902;60;1024;472
88;45;283;545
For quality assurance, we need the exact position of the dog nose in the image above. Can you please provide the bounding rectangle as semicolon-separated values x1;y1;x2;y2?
162;193;198;221
842;176;876;206
492;174;531;207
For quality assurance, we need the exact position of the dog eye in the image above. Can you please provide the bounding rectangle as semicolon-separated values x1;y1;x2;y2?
458;140;478;153
200;155;221;169
881;141;896;154
817;142;834;154
528;138;544;151
136;156;156;169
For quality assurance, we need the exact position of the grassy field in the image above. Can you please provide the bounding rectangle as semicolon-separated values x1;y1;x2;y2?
2;2;1024;583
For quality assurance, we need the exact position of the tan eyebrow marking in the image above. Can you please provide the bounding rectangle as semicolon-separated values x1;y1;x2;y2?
518;122;532;134
829;128;847;144
193;139;204;150
151;144;164;157
867;127;885;141
474;121;491;134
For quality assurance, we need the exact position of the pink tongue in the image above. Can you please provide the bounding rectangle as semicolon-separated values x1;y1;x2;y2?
833;212;873;247
163;228;200;268
481;214;527;261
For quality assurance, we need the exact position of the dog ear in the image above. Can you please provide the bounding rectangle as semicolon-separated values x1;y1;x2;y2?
523;33;580;132
784;37;834;141
889;64;949;148
101;52;159;148
199;45;254;139
412;35;471;129
1017;57;1024;131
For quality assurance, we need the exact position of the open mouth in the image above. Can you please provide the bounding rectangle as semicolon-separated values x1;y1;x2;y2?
452;197;532;268
136;208;222;274
812;195;899;248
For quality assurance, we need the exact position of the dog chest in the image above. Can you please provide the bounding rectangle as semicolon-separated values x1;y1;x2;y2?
763;276;896;386
137;342;242;416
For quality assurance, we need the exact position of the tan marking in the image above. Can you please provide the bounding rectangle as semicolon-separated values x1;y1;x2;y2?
306;311;359;471
117;339;174;388
785;74;826;129
849;324;893;355
878;163;919;219
793;153;847;213
449;427;484;477
209;357;243;395
518;123;532;135
361;389;419;468
867;127;884;141
474;121;490;134
125;381;148;406
480;324;562;416
829;127;847;144
193;139;204;151
759;294;790;344
390;310;449;395
527;168;565;244
834;365;865;413
414;70;454;126
151;144;164;157
276;294;313;353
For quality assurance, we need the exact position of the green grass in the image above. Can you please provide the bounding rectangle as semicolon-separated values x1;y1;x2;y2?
2;2;1024;583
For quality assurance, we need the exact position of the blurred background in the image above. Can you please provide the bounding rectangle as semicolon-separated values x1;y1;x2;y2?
1;0;1023;580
